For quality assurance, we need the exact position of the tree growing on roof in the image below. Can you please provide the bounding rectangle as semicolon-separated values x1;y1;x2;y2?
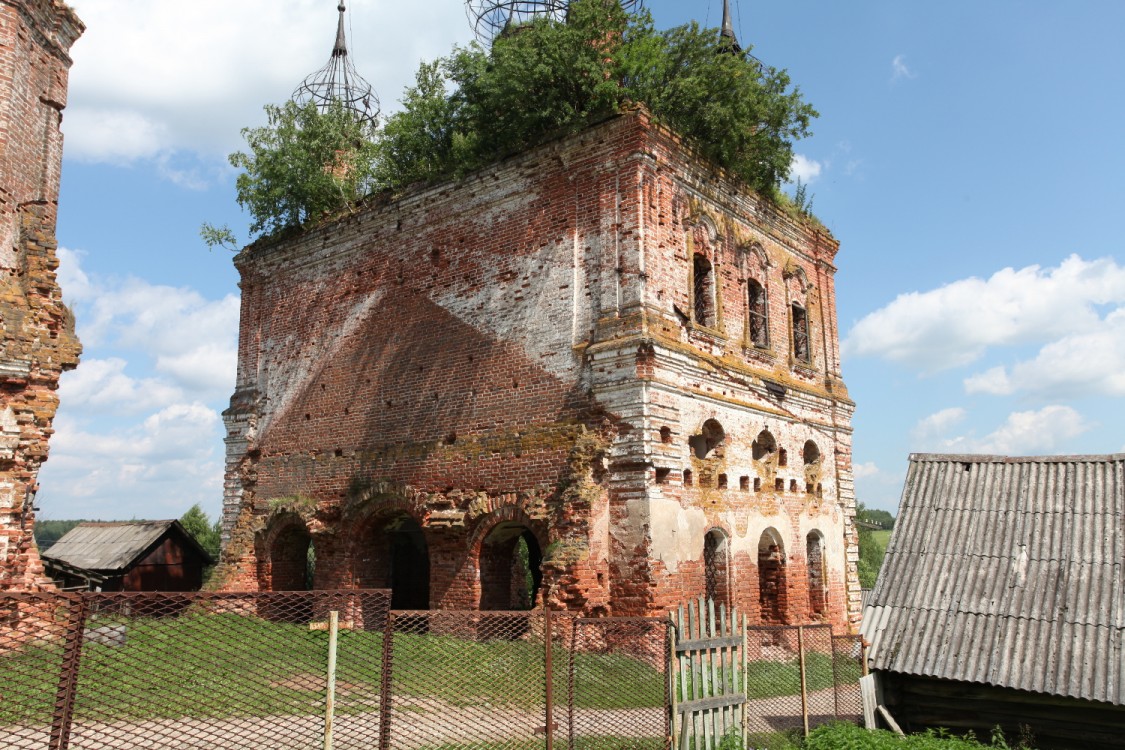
218;0;816;240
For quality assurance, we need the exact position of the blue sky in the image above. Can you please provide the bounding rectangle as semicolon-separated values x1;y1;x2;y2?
39;0;1125;521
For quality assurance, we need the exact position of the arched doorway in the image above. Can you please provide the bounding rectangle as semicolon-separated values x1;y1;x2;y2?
703;529;730;607
479;523;543;611
757;528;787;624
265;522;315;591
354;513;430;609
806;531;827;619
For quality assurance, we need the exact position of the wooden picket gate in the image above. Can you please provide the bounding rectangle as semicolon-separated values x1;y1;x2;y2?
670;598;747;750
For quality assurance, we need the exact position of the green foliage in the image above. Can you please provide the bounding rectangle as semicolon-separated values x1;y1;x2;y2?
805;722;1034;750
393;0;815;195
199;222;238;252
229;99;379;236
618;12;816;193
856;502;892;588
179;504;221;561
792;178;815;217
227;0;817;239
33;519;86;551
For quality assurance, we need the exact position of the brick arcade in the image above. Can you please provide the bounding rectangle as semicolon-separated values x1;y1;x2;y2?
215;109;860;630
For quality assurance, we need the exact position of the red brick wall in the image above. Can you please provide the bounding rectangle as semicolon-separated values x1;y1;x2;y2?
0;0;82;591
220;110;859;631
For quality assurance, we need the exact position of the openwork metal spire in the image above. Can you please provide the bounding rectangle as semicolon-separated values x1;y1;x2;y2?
293;2;380;126
719;0;742;53
466;0;644;45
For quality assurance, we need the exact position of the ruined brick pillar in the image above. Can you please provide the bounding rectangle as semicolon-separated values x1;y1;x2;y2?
0;0;84;590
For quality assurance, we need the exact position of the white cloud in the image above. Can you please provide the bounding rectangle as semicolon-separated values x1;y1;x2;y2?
57;357;183;414
914;405;1090;456
891;54;916;83
38;249;238;519
790;154;822;183
40;404;224;518
843;254;1125;372
965;308;1125;398
853;461;880;479
59;252;240;404
64;0;473;166
912;407;966;442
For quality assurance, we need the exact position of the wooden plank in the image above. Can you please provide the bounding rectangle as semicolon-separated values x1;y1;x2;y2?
675;635;744;652
877;704;904;735
860;674;877;729
677;693;748;713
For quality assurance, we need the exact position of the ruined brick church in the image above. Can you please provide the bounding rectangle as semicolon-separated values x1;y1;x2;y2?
0;0;83;591
218;5;860;631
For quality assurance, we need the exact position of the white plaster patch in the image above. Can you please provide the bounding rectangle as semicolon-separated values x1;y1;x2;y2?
648;497;707;573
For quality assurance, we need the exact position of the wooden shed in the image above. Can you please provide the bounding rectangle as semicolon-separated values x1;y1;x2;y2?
41;520;213;591
862;454;1125;750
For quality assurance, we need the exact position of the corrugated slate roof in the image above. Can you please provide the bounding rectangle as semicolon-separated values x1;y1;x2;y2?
861;453;1125;706
42;520;196;572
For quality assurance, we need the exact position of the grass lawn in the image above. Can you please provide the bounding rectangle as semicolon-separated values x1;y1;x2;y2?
0;611;666;724
871;530;892;555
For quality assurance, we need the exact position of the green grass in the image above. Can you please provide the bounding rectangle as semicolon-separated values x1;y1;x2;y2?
677;651;860;701
0;612;666;724
871;530;892;556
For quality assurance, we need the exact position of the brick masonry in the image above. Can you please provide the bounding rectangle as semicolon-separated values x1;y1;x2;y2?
0;0;82;591
217;108;860;631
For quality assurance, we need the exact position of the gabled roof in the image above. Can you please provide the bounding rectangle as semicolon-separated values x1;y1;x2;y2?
41;520;212;572
862;453;1125;706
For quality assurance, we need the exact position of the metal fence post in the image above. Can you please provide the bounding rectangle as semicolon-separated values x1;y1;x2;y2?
378;611;395;750
324;610;339;750
544;605;553;750
797;625;809;738
49;593;89;750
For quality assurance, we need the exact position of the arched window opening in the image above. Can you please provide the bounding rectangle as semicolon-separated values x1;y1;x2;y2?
693;254;715;326
806;531;827;619
778;448;788;467
803;440;820;466
660;426;673;444
791;304;810;363
355;513;431;610
758;529;787;624
267;523;315;592
747;278;769;347
261;522;316;622
752;429;776;461
704;529;730;607
689;419;725;459
480;524;543;611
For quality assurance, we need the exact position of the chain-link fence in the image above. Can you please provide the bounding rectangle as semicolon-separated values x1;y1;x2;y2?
742;624;865;741
569;617;669;750
1;590;391;750
2;591;862;750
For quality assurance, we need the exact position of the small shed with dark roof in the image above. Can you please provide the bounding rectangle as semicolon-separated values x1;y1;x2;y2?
862;453;1125;750
41;520;213;592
